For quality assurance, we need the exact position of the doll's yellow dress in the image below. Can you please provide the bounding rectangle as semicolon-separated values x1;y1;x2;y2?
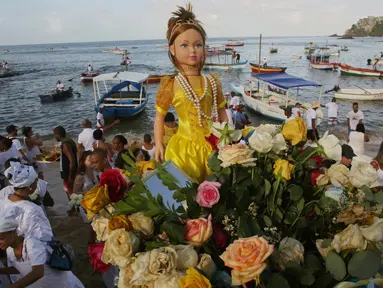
155;75;225;183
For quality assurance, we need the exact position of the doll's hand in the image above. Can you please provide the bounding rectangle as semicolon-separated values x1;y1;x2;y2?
155;145;164;163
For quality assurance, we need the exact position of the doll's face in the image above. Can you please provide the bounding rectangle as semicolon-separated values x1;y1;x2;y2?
170;29;204;67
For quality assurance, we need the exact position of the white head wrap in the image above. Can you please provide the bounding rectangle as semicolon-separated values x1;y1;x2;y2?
4;162;38;188
0;208;18;233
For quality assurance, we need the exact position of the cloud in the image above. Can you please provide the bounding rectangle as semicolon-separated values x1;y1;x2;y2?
45;12;63;34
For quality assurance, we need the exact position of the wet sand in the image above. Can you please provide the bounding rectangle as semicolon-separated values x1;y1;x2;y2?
44;163;104;288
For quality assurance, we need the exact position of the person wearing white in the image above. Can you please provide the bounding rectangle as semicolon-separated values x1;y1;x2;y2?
56;80;64;91
0;218;84;288
348;123;369;156
371;142;383;187
142;134;155;159
0;162;53;242
322;97;339;125
87;64;93;73
262;56;267;67
6;125;28;162
229;92;241;109
96;107;105;128
347;102;364;132
225;106;234;125
306;101;320;142
292;102;302;118
77;119;96;154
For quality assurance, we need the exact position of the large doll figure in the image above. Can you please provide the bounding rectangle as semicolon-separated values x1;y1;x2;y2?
154;4;228;183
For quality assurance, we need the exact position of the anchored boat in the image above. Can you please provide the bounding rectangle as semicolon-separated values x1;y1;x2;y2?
250;63;287;73
80;72;100;83
335;88;383;101
93;72;149;118
338;64;383;77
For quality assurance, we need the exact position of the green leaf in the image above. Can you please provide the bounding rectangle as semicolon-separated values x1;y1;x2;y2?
325;251;346;281
237;215;252;238
300;273;315;286
297;198;305;213
348;251;381;279
288;185;304;201
314;273;333;288
374;191;383;204
121;152;136;167
160;220;186;244
263;215;273;227
208;151;221;172
264;179;271;196
321;239;332;249
361;185;374;201
305;254;322;273
172;190;187;202
267;273;290;288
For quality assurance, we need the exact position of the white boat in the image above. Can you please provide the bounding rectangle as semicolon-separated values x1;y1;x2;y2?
231;73;322;122
203;60;248;70
335;88;383;101
291;55;302;59
310;62;336;71
330;52;340;57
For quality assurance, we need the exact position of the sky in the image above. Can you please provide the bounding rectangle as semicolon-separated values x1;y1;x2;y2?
0;0;380;45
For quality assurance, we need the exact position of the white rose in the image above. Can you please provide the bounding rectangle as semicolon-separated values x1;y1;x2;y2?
327;163;350;188
91;216;109;242
102;229;140;268
277;237;304;269
272;133;288;154
171;245;198;270
196;254;217;279
331;224;367;253
318;131;341;161
218;144;257;168
360;217;383;242
349;162;378;188
257;124;281;137
212;122;242;148
248;129;274;153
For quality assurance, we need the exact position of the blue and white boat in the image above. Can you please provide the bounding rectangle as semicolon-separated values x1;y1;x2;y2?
93;71;149;118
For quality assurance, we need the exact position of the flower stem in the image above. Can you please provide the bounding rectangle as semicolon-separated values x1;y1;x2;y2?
300;149;319;165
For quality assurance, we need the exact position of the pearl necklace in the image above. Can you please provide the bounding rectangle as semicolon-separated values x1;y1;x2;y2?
175;73;218;127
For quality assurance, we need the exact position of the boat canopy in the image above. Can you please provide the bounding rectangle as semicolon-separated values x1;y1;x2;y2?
93;71;149;83
252;73;321;89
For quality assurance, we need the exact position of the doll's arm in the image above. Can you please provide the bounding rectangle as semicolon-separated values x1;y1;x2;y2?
218;107;228;122
154;112;165;162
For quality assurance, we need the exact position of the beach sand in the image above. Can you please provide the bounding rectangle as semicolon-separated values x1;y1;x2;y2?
44;163;104;288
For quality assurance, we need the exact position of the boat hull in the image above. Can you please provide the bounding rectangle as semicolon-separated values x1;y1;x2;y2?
270;49;278;54
250;63;287;73
203;60;248;70
310;63;336;71
80;73;100;83
335;89;383;101
242;93;286;122
226;43;244;47
338;64;383;77
39;88;73;103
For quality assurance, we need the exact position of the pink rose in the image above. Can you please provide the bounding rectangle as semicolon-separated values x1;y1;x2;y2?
184;214;213;246
196;181;221;208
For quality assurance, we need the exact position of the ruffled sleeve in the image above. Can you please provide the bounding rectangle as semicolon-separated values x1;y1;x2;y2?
155;76;174;115
210;74;226;109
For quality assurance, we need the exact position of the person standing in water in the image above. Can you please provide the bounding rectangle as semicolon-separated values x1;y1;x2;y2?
321;97;339;125
347;102;364;134
96;106;105;129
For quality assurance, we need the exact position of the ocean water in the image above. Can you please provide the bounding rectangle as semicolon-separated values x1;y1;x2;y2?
0;36;382;152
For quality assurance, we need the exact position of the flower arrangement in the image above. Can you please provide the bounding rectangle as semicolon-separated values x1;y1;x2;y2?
81;122;383;287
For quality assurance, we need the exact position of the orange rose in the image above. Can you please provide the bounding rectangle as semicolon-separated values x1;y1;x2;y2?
220;236;274;286
184;214;213;246
108;215;132;233
81;185;111;219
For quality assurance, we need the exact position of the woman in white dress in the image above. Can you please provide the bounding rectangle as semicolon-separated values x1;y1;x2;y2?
21;127;45;179
0;162;53;242
348;123;369;156
0;218;84;288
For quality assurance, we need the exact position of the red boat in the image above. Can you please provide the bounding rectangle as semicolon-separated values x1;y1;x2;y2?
338;63;383;77
80;72;100;83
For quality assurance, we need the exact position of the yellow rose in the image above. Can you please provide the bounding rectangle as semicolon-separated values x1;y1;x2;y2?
277;237;304;270
331;224;367;253
108;215;132;233
179;267;212;288
218;143;257;168
282;117;306;145
128;212;154;238
220;236;274;286
91;216;109;242
184;214;213;246
172;245;198;271
102;229;140;268
81;185;111;219
196;254;217;280
130;247;177;286
273;159;295;180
